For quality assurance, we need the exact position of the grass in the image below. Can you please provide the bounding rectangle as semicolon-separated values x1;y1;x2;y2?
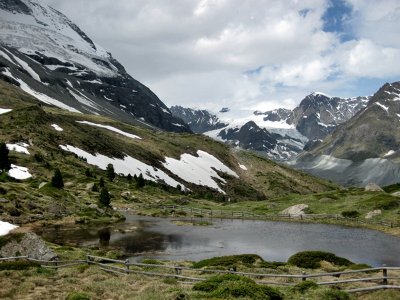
287;251;353;269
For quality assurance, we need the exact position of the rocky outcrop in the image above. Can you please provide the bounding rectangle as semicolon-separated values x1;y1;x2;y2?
365;210;382;219
0;232;57;260
280;204;309;216
365;183;384;192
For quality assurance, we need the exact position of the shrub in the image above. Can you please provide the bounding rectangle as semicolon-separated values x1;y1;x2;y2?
91;183;99;192
137;173;145;188
65;292;90;300
341;210;360;218
193;254;263;268
293;280;318;293
319;289;350;300
0;186;7;194
193;274;283;300
99;177;105;188
51;168;64;189
259;261;286;269
287;251;353;269
0;260;39;270
142;259;163;265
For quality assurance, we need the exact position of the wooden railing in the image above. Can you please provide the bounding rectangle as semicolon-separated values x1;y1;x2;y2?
1;255;399;293
152;204;400;228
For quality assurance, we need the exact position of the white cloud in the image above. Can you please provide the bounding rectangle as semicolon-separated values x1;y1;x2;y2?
41;0;400;113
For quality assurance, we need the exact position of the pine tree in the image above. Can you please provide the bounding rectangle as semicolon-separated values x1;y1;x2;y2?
51;168;64;189
99;177;105;188
99;187;111;207
106;163;115;181
137;173;145;188
0;142;11;171
127;173;132;182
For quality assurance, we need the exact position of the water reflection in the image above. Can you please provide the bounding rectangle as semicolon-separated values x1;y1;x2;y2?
35;215;400;266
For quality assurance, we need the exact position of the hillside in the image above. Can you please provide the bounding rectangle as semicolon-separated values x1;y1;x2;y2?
0;80;335;225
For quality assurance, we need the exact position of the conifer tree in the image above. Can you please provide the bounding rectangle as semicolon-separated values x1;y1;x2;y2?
0;142;11;171
51;168;64;189
99;187;111;207
137;173;145;188
106;163;115;181
99;177;105;188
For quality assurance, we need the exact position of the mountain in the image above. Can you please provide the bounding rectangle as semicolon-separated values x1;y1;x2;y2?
0;0;190;132
170;94;368;161
170;106;228;133
0;79;335;224
292;81;400;186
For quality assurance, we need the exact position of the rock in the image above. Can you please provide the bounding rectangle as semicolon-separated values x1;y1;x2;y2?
0;198;9;203
391;191;400;197
365;183;384;192
86;182;95;190
64;181;74;188
0;232;58;261
38;182;47;189
365;209;382;219
88;204;99;209
281;204;309;216
121;191;131;200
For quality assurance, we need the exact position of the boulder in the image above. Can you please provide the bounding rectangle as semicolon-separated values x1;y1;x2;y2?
319;197;334;203
0;198;9;203
86;182;95;190
281;204;309;216
0;232;58;261
121;191;131;200
64;182;74;188
365;183;384;192
365;209;382;219
391;191;400;197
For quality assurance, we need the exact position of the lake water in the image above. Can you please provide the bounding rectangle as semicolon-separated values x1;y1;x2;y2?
35;214;400;266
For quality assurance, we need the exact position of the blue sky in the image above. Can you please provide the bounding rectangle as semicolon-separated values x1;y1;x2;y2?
44;0;400;113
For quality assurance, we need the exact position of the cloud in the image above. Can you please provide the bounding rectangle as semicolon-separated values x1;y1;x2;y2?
41;0;400;113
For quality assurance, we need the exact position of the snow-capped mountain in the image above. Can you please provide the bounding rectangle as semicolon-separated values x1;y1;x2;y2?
0;0;190;132
292;81;400;186
171;93;368;161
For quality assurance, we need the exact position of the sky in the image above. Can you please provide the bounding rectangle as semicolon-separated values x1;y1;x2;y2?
42;0;400;113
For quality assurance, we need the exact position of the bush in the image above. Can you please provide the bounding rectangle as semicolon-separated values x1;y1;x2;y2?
193;254;263;268
259;261;286;269
319;289;350;300
287;251;353;269
341;210;360;218
99;177;105;188
193;274;283;300
293;280;318;293
0;142;11;171
51;168;64;189
0;260;39;270
65;292;90;300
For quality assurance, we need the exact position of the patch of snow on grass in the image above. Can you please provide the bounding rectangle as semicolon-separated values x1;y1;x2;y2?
0;221;18;236
239;164;247;170
163;150;238;194
59;145;182;188
51;124;64;132
8;164;32;180
7;142;30;154
77;121;141;140
383;150;395;157
0;108;12;115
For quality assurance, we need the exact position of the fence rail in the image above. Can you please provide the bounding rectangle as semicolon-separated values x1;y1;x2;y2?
153;204;400;228
1;255;399;293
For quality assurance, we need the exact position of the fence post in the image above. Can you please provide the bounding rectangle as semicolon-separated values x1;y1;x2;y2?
302;271;307;281
175;266;181;276
125;259;130;274
382;265;388;285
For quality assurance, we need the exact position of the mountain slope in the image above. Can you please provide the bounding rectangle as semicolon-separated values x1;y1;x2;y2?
292;81;400;186
0;79;336;224
0;0;190;132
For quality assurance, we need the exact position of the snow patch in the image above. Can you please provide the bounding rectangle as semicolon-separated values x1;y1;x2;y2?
310;155;352;172
383;150;395;157
7;142;30;155
375;102;389;113
8;164;32;180
163;150;238;194
0;108;12;115
77;121;141;140
59;145;183;189
0;221;18;236
239;164;247;170
51;124;63;132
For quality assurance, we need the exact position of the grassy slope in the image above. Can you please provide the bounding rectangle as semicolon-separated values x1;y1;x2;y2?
0;80;336;224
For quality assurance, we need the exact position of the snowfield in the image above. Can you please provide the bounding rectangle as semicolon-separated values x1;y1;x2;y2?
8;164;32;180
51;124;64;131
163;150;238;194
77;121;141;140
0;220;18;236
0;108;12;115
59;145;182;189
6;142;30;155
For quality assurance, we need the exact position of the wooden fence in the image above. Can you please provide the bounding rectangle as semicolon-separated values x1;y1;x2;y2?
1;255;399;293
153;204;400;228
